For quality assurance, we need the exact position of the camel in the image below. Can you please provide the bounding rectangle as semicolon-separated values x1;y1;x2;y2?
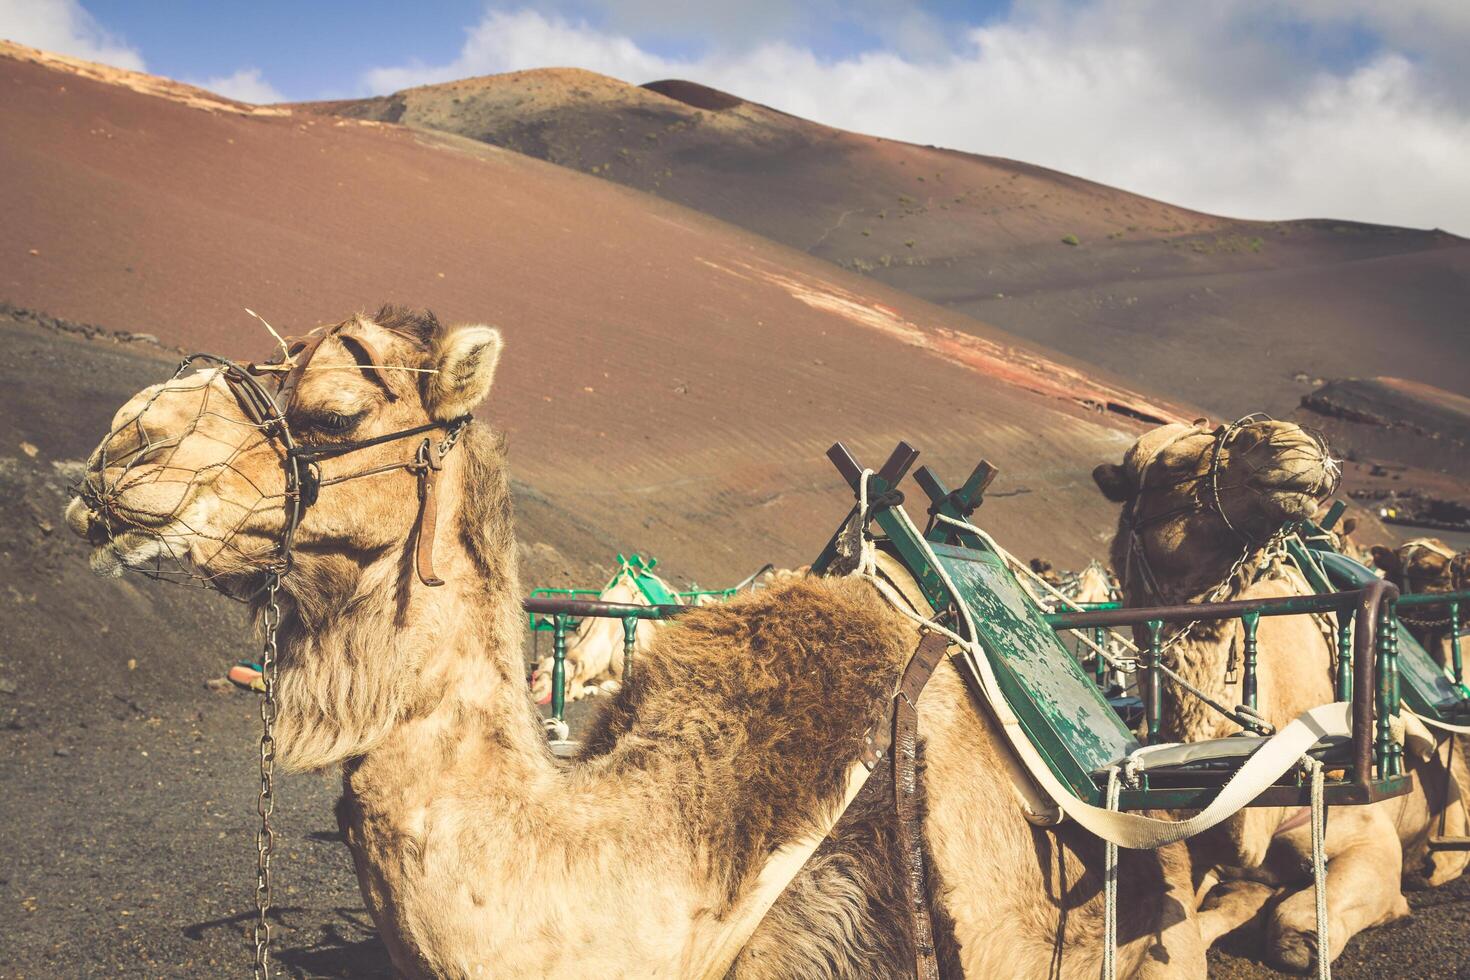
1093;418;1470;972
1072;560;1119;606
528;563;809;706
1024;558;1127;689
67;307;1207;978
1309;506;1369;566
1371;538;1470;684
1026;559;1118;606
529;569;666;705
750;564;812;590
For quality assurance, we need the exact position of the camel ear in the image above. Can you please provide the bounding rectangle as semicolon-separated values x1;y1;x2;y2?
427;326;502;421
1092;463;1132;503
1452;554;1470;590
1341;517;1358;536
1370;545;1400;579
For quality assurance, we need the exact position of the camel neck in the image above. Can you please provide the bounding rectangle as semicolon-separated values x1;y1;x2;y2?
353;573;555;788
270;436;547;775
1121;519;1254;607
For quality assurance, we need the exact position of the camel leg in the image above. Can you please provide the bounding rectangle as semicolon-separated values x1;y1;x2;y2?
1266;820;1409;974
1421;739;1470;887
1191;867;1219;909
1129;885;1208;980
1195;877;1276;948
1186;810;1283;945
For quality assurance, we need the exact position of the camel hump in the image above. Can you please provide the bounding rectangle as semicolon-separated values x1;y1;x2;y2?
583;575;916;834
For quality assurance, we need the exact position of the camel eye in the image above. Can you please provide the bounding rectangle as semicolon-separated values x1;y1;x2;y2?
297;409;365;437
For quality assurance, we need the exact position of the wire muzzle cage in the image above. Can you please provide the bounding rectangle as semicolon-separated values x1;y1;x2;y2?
73;352;308;598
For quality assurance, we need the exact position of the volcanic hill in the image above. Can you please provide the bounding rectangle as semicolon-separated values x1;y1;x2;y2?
305;68;1470;421
1;41;1182;589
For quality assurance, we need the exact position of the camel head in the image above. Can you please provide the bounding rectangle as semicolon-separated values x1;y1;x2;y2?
66;307;512;768
1092;417;1340;592
66;307;502;597
1372;539;1467;598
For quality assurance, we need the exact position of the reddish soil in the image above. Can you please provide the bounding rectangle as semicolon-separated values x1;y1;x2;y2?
0;41;1195;585
304;68;1470;419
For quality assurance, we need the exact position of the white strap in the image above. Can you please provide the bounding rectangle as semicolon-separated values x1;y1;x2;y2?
961;632;1349;849
1403;703;1470;736
1103;768;1122;980
1307;758;1331;980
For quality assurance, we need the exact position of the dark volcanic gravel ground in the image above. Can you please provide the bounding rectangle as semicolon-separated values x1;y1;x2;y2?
3;314;1470;977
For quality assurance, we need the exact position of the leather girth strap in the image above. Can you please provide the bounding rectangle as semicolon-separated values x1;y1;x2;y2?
860;631;949;979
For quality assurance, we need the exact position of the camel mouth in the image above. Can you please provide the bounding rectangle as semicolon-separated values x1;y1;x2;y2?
85;530;180;578
1253;487;1325;525
1247;458;1338;507
64;495;112;546
68;495;200;579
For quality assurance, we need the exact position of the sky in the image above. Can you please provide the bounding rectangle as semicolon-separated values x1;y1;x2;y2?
3;0;1468;234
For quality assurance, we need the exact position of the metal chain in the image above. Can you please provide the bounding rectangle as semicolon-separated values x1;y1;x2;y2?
441;419;467;453
1153;529;1288;663
254;573;282;980
1398;608;1456;628
246;418;466;977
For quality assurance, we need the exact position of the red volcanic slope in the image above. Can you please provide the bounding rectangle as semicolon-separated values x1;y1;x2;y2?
0;43;1184;580
307;68;1470;420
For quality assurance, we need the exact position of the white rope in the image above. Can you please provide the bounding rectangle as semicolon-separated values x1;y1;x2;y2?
855;469;879;579
1306;757;1331;980
1104;766;1122;980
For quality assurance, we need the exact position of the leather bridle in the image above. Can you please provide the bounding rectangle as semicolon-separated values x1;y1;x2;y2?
1120;415;1335;602
201;324;470;587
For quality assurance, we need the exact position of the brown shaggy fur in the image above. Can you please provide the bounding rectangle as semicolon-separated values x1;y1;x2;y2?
581;579;962;977
582;578;914;903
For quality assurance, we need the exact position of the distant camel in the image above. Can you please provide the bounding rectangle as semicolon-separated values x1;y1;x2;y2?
68;307;1206;977
529;563;812;706
1026;558;1118;606
1372;538;1470;684
529;570;666;705
1094;419;1470;972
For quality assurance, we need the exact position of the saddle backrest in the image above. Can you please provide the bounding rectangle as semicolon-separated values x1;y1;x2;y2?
615;554;683;606
928;541;1141;800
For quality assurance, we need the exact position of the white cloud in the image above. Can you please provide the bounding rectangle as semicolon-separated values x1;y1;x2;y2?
0;0;145;70
188;67;283;104
360;4;1470;234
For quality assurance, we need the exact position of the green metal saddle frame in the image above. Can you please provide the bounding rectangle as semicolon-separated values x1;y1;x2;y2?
810;441;1412;812
1287;506;1470;727
527;554;744;721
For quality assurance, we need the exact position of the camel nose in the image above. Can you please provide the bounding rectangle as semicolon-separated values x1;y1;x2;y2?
64;495;100;540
